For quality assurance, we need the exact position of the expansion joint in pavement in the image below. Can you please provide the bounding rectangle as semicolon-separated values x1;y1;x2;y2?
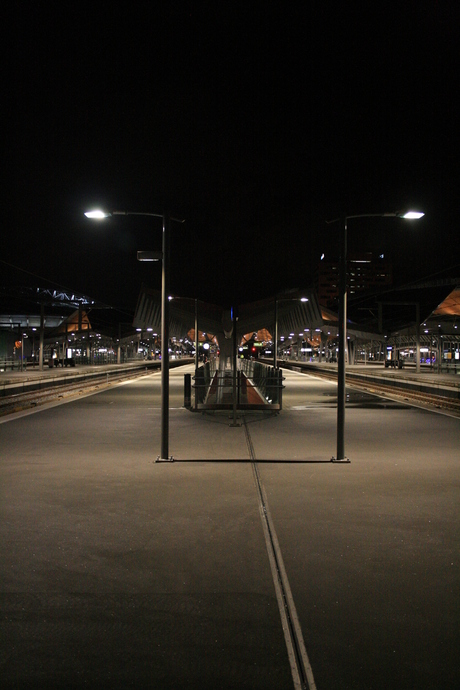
242;416;317;690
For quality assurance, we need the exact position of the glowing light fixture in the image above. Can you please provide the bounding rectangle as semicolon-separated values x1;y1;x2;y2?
400;211;424;219
84;210;111;219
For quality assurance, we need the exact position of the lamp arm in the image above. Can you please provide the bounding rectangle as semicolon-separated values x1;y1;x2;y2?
113;211;185;223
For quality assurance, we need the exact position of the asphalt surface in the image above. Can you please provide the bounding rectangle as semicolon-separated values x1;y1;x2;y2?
0;364;459;689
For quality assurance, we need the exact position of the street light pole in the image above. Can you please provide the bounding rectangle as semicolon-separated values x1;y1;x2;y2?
85;208;184;463
328;210;424;463
336;215;348;462
160;212;171;461
115;210;173;461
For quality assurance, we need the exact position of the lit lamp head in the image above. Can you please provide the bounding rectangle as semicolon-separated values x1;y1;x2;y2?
398;210;425;220
84;210;112;219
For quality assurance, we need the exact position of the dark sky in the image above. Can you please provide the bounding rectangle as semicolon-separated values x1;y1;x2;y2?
5;2;460;313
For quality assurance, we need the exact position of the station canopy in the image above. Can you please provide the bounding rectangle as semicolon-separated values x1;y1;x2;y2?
133;277;460;350
133;286;324;346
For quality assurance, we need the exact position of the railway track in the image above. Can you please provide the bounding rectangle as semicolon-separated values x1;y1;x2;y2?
304;367;460;416
2;362;459;419
0;368;152;417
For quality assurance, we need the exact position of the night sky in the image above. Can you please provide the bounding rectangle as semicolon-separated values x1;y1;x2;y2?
5;3;460;315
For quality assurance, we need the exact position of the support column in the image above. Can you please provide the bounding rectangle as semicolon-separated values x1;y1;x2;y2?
274;299;278;369
39;302;45;371
62;324;67;362
230;307;239;426
194;300;199;410
194;299;199;371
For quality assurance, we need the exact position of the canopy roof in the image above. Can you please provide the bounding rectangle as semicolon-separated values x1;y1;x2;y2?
133;286;324;344
432;286;460;318
133;281;460;347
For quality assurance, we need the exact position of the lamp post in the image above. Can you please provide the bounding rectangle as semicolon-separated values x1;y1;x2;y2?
85;209;184;462
327;210;424;463
274;296;309;369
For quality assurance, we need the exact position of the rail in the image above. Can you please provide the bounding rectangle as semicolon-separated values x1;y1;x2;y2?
0;360;193;416
279;361;460;415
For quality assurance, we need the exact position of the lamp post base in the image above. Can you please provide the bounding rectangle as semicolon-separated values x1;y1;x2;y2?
156;456;174;463
330;457;351;463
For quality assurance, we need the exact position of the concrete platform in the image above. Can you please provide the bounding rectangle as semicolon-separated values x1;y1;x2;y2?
0;364;459;688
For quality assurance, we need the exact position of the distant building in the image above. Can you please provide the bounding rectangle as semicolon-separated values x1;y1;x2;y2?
316;252;392;307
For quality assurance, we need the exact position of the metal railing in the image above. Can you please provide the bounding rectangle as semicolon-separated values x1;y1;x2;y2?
191;358;284;410
239;359;284;405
